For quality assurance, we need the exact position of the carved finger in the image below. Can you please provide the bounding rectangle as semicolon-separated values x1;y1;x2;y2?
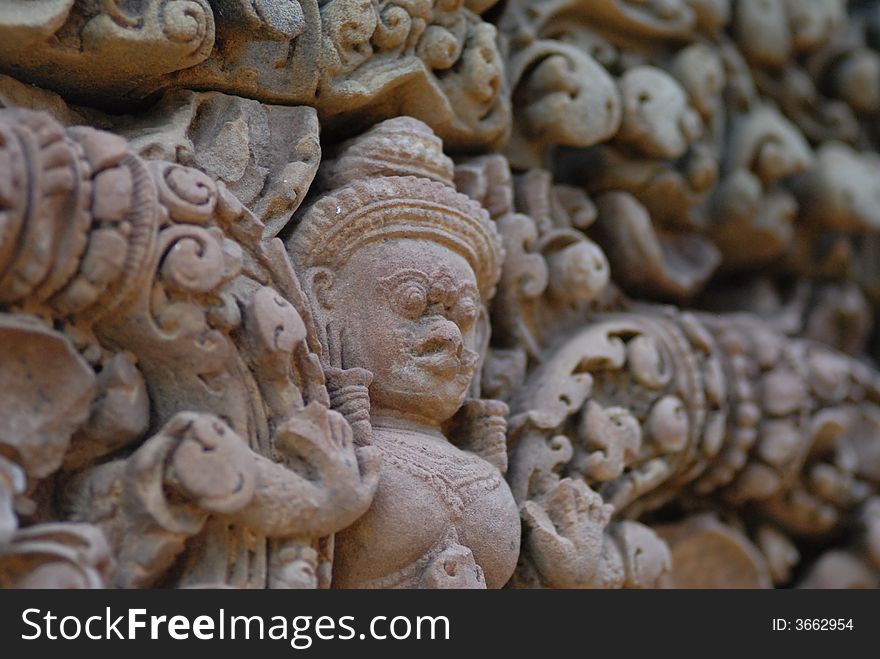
480;398;510;418
548;478;582;531
354;444;381;498
572;479;610;524
521;499;558;537
526;514;572;558
275;403;336;470
326;408;355;453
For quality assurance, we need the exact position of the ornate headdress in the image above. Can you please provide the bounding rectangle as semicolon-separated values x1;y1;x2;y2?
287;117;503;299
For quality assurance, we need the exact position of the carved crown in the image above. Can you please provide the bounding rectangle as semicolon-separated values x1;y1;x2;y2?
287;117;503;298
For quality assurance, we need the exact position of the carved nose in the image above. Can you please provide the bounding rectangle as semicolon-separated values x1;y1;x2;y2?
421;319;463;357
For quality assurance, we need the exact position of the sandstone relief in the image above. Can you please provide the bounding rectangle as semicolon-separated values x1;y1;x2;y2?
2;0;880;589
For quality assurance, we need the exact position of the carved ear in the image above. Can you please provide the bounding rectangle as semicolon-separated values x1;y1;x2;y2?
307;267;336;311
468;304;492;398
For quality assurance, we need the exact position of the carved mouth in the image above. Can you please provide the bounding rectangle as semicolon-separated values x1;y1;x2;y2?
418;354;462;376
413;336;465;376
415;351;462;376
417;335;454;356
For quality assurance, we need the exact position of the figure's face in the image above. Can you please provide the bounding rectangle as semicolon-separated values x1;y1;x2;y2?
325;240;481;424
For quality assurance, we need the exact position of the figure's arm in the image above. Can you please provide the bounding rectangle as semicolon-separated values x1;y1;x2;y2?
228;403;380;537
64;412;253;587
65;406;379;586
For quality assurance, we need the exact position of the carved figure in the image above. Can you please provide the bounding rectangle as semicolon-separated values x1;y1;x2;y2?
288;117;520;588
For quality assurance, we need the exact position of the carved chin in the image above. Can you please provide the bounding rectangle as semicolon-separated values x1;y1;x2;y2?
375;369;473;420
417;362;476;401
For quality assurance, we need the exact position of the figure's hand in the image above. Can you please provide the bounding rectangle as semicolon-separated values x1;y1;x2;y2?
164;414;257;515
521;477;613;588
323;365;374;447
276;402;380;521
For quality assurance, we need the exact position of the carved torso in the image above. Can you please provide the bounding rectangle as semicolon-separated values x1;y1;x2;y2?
332;426;520;589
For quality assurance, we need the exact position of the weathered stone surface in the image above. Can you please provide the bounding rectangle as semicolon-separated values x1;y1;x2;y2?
0;109;378;588
2;1;880;590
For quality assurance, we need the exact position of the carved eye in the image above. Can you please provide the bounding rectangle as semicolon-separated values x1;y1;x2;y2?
396;283;428;319
452;297;479;329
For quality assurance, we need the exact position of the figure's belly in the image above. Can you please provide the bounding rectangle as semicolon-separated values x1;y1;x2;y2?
332;430;521;589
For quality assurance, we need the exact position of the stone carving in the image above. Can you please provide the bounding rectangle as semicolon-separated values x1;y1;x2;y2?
504;306;880;588
0;1;509;150
287;117;519;588
0;1;216;104
2;1;880;590
0;109;378;588
117;90;322;239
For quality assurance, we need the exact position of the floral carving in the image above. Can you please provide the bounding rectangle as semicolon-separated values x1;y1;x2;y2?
0;109;378;588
